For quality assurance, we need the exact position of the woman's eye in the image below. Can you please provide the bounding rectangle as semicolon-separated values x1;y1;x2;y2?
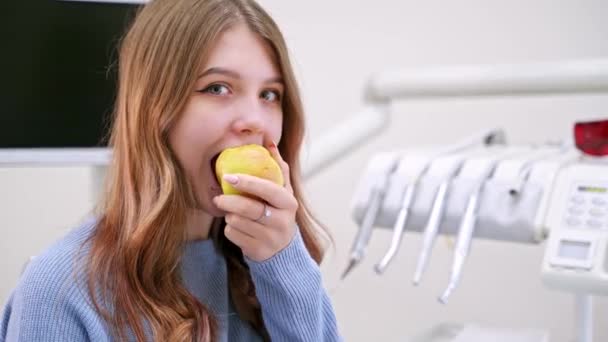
261;90;281;103
202;84;230;96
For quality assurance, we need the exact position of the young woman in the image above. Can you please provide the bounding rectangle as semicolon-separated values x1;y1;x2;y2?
0;0;341;341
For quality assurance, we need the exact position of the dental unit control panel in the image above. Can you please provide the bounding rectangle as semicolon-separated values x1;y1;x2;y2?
541;163;608;295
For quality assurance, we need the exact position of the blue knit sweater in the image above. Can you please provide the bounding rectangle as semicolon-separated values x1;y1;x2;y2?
0;219;341;341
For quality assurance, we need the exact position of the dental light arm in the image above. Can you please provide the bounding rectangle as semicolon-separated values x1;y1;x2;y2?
299;58;608;179
365;59;608;101
301;105;389;179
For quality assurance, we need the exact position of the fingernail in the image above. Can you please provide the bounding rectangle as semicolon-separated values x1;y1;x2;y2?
223;174;239;185
267;139;277;149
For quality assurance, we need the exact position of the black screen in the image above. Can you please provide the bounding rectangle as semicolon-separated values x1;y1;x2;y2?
0;1;139;148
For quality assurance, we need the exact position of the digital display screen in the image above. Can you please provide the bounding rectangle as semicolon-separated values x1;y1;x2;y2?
558;240;591;260
0;0;138;148
578;186;608;193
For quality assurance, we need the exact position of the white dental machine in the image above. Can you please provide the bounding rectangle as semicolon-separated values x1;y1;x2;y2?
314;59;608;342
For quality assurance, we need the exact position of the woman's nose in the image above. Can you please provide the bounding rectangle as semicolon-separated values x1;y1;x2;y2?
231;98;266;135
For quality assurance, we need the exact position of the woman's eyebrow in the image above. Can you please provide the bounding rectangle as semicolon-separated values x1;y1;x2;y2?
198;67;240;79
198;67;284;85
264;76;284;86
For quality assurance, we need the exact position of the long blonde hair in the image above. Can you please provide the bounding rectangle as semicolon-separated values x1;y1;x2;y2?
87;0;329;341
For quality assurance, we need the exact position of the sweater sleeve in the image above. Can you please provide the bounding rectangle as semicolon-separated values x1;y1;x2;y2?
0;258;92;342
245;229;342;342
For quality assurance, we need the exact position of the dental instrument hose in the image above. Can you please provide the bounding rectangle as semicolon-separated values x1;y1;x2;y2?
374;185;416;274
342;187;383;280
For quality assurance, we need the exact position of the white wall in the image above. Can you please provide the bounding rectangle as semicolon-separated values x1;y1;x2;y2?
2;0;608;341
0;167;96;303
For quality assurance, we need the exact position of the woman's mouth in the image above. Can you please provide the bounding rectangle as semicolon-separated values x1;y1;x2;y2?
209;153;221;191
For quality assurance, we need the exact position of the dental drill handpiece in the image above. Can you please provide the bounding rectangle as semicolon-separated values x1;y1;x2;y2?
437;145;530;302
412;177;451;285
373;154;443;275
342;153;401;280
374;183;416;274
414;155;475;285
437;186;480;304
438;159;502;304
341;180;387;280
414;147;497;285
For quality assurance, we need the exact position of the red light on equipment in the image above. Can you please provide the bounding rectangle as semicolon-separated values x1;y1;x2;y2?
574;119;608;157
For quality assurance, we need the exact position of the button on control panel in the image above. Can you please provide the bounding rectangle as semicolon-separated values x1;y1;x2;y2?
563;185;608;231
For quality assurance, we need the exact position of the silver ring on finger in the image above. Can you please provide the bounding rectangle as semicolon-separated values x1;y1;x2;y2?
255;203;272;223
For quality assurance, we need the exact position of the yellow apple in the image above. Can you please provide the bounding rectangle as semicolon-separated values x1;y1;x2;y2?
215;144;284;196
